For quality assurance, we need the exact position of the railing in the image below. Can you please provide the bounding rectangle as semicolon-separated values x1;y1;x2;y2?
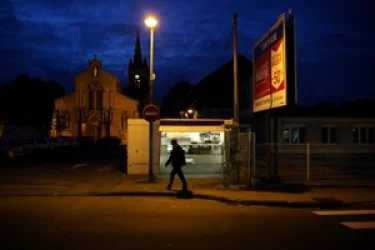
254;143;375;182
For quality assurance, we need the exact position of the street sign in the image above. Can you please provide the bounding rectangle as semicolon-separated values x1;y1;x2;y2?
143;104;160;122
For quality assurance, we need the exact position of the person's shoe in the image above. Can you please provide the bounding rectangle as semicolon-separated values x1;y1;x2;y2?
166;185;171;190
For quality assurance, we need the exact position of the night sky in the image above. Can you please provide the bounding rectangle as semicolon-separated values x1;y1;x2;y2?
0;0;373;105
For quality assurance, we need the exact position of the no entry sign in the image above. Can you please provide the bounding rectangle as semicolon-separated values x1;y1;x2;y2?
143;104;160;122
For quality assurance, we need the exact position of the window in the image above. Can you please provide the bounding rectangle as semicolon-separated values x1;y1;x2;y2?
88;83;103;110
88;89;94;110
96;89;103;110
321;126;337;144
135;75;141;88
121;112;128;131
282;125;306;144
353;126;375;144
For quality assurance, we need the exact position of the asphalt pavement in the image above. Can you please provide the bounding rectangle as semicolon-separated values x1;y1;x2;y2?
0;196;374;250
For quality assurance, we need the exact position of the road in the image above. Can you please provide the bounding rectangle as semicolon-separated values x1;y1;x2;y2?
1;196;374;250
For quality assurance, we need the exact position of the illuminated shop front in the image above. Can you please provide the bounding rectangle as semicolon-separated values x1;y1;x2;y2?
158;119;232;177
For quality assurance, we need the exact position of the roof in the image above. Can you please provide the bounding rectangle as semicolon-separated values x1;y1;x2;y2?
182;55;252;109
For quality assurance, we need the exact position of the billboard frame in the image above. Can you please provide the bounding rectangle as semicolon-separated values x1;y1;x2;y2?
252;13;297;114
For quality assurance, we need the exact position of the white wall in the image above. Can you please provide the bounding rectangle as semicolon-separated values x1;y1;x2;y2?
127;119;160;174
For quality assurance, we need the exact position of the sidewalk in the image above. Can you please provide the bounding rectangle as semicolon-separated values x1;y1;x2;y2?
62;175;375;208
1;169;375;208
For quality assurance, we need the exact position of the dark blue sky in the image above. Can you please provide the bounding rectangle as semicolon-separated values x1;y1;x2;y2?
0;0;373;105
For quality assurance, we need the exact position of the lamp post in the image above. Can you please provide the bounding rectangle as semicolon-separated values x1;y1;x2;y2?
145;16;157;104
145;16;158;182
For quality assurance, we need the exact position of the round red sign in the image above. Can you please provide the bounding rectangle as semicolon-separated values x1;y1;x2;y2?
143;104;160;122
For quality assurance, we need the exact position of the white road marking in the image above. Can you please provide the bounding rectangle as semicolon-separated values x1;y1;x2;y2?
73;163;88;169
313;210;375;216
340;221;375;230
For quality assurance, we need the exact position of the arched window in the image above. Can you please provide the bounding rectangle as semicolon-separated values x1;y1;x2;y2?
88;89;94;110
96;89;103;110
88;83;102;110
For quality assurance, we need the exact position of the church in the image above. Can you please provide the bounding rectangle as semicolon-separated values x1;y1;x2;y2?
50;33;150;144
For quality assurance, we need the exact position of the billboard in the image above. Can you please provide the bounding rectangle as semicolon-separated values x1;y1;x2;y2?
253;14;289;113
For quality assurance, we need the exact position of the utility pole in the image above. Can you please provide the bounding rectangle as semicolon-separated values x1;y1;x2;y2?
232;12;240;184
233;12;239;125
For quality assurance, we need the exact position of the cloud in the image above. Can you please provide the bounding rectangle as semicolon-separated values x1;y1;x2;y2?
1;0;373;103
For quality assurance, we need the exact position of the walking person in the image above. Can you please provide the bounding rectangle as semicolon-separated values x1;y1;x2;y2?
165;139;188;191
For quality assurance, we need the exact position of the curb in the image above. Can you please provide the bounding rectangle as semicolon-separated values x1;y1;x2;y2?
84;191;375;208
306;184;375;189
1;191;374;208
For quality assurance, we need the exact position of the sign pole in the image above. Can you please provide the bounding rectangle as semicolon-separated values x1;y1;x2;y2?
149;121;154;182
143;104;159;182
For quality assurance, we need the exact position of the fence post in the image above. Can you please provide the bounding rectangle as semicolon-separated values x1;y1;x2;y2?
306;142;310;181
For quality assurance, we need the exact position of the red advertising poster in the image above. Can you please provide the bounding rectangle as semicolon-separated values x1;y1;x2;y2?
253;14;288;113
270;36;287;108
253;50;271;111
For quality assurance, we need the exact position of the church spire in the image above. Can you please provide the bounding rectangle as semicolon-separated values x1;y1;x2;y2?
133;32;142;66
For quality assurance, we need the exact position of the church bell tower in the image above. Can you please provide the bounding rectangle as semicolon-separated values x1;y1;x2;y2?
128;32;150;105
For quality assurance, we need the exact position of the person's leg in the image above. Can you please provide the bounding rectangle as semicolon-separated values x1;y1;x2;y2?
176;167;188;190
167;168;177;189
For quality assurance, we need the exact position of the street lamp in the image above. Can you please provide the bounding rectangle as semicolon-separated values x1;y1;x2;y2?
145;15;158;182
144;16;158;103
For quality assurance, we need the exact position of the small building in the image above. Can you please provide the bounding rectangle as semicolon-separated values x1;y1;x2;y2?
127;118;234;177
252;115;375;167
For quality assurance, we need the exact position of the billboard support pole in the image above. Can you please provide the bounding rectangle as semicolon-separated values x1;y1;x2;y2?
265;111;271;180
271;111;281;183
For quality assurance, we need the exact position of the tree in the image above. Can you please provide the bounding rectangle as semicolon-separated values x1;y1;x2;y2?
0;74;66;132
161;81;194;118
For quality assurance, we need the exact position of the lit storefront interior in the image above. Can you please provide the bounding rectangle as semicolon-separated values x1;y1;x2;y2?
158;129;226;178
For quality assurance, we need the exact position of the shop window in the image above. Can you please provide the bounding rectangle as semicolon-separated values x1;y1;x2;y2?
321;126;337;144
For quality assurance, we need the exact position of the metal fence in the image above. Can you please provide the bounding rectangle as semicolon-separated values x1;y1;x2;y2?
222;129;255;187
254;143;375;183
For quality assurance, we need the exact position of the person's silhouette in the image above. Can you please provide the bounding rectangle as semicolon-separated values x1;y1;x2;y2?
165;139;188;190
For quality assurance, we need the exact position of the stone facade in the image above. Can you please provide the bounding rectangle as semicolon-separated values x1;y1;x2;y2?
50;55;139;144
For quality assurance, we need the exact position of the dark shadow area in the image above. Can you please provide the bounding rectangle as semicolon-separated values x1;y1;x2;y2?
177;189;194;199
312;197;345;208
1;137;128;171
244;177;312;194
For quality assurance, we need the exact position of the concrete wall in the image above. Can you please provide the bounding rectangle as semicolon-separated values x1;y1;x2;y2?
127;119;160;174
